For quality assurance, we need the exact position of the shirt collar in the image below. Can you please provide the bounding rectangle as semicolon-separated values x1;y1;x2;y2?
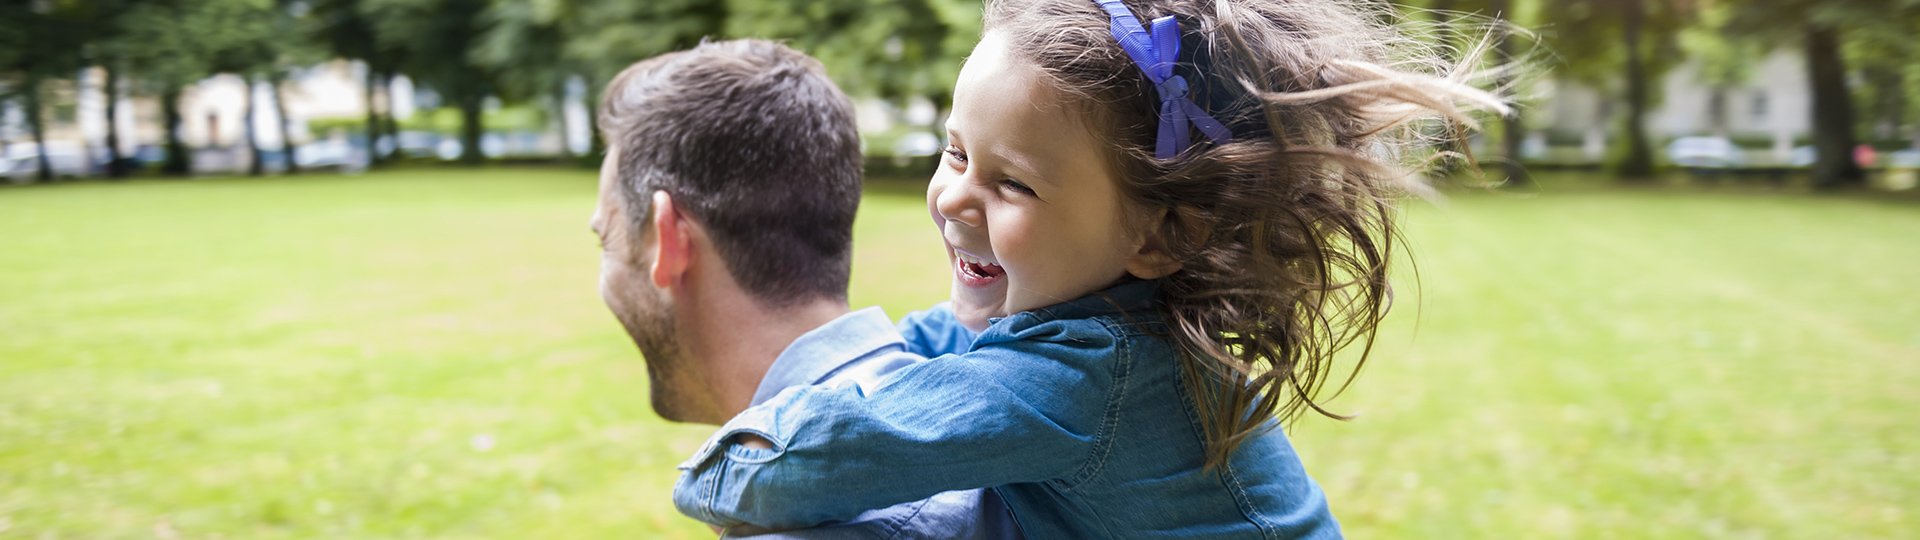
1024;278;1162;323
750;307;905;406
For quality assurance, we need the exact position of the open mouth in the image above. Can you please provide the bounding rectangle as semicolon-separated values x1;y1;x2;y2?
954;249;1005;284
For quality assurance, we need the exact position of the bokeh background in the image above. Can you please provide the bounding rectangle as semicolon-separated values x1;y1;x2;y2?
2;0;1916;538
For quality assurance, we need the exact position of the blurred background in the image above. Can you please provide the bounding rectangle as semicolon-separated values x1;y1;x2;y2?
1;0;1915;538
1;0;1916;184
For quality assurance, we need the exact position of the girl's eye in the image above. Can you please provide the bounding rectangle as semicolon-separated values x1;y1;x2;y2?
1000;179;1036;197
943;145;968;165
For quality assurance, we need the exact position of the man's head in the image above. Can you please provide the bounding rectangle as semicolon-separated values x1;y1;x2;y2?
591;39;862;422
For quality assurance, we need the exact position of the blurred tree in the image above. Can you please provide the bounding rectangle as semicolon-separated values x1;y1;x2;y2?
117;0;226;176
1842;8;1919;149
364;0;499;165
1721;0;1919;188
725;0;982;138
1399;0;1538;187
0;1;89;182
1541;0;1694;180
557;0;729;154
475;0;576;161
267;0;326;175
197;0;282;176
65;0;139;178
1400;0;1475;178
309;0;400;165
1677;2;1760;137
1486;0;1531;189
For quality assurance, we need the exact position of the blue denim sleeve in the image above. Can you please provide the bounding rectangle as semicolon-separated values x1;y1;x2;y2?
673;320;1117;529
895;302;977;358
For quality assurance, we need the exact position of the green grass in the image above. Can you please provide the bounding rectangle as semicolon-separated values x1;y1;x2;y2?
1;169;1913;538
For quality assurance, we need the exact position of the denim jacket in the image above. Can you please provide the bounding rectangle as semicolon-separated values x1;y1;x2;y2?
725;306;1019;539
676;280;1342;539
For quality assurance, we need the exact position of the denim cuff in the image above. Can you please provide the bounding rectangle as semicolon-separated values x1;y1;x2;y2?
678;405;791;471
674;406;794;526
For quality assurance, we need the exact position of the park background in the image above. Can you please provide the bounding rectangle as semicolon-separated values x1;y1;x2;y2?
2;0;1916;538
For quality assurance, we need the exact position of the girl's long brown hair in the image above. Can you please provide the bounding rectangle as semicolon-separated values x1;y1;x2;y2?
985;0;1509;468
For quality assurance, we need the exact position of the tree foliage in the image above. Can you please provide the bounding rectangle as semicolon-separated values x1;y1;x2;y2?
1718;0;1918;187
10;0;1918;185
1539;0;1698;178
725;0;980;112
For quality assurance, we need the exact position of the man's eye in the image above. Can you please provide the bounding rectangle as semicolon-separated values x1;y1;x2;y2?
1000;179;1036;196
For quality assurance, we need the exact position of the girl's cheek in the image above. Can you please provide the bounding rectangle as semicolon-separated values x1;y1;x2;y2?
991;208;1039;265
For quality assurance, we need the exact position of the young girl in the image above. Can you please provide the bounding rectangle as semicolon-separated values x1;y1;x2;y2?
675;0;1505;536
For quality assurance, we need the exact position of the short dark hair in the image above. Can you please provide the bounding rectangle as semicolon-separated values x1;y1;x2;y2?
598;39;863;308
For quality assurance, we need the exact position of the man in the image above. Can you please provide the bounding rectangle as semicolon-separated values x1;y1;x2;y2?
588;39;1018;539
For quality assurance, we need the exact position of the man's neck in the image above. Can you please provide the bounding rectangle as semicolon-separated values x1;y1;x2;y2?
682;292;850;422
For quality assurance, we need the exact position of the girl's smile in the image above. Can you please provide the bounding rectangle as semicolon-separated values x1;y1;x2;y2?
951;247;1006;288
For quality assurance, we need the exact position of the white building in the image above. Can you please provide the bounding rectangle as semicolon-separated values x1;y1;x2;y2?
1535;49;1814;162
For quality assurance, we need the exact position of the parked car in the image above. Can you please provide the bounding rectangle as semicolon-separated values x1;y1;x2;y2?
395;131;443;158
294;138;359;169
1666;136;1743;168
1885;149;1920;168
1;142;96;180
131;144;170;167
1787;146;1817;167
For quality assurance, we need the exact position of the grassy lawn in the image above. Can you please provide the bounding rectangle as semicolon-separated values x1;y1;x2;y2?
1;168;1913;538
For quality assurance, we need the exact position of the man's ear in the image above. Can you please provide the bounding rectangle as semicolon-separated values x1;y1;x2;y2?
649;191;693;289
1124;206;1189;280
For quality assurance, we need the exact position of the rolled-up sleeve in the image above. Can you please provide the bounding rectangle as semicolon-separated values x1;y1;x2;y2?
672;321;1118;529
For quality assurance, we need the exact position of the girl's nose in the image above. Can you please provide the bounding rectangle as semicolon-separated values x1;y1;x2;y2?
932;177;984;229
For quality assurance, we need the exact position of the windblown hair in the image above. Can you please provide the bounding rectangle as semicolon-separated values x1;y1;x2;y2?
984;0;1509;468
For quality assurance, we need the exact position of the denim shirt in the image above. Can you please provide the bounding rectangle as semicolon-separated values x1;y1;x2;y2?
722;306;1022;540
676;281;1343;539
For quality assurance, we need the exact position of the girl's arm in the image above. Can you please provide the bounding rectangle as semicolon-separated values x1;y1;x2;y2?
672;327;1117;529
895;302;978;358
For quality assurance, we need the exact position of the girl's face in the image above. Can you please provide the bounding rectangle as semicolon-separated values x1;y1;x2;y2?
930;31;1172;331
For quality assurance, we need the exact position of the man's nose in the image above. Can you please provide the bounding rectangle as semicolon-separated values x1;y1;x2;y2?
933;178;984;229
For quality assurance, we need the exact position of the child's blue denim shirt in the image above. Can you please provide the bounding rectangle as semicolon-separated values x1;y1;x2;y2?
675;280;1343;539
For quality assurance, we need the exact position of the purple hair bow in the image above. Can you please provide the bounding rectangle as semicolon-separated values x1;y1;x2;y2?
1095;0;1233;159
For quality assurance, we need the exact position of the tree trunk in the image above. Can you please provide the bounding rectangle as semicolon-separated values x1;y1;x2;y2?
1613;0;1656;180
382;70;400;152
365;69;384;165
458;92;484;165
162;85;191;176
274;74;301;174
552;77;570;162
24;78;52;183
245;75;265;176
382;70;401;151
1489;0;1530;189
1425;0;1467;177
104;64;128;179
585;74;606;161
1805;24;1866;189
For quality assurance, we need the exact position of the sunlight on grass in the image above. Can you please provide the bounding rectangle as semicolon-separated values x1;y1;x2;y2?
1;170;1913;537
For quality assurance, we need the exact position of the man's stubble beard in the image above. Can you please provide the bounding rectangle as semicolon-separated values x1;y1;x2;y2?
611;271;697;422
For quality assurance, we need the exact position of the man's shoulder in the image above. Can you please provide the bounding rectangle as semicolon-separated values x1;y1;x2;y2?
756;307;917;405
